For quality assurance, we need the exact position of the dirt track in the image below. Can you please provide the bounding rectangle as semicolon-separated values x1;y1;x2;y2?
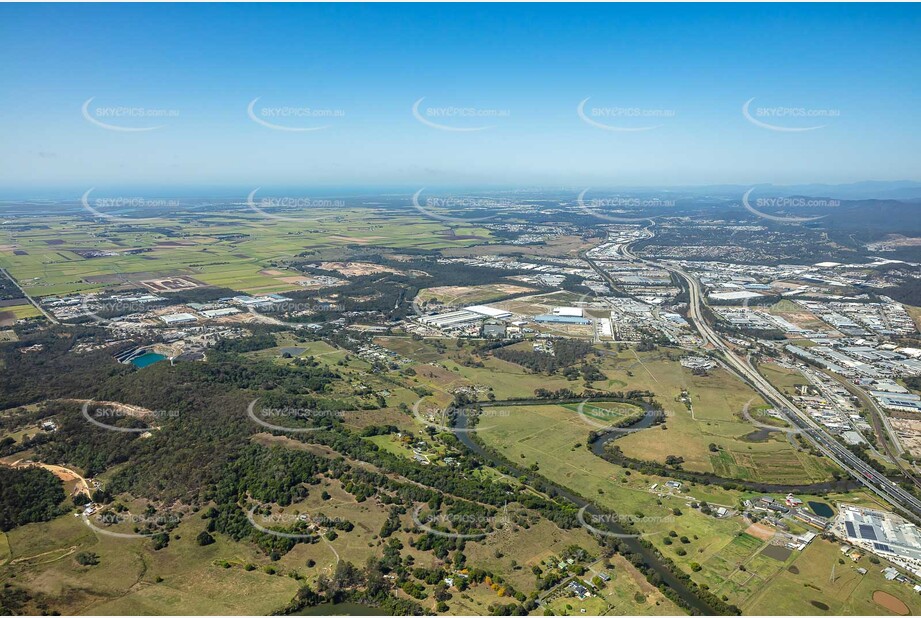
6;460;91;496
873;590;909;615
745;522;776;541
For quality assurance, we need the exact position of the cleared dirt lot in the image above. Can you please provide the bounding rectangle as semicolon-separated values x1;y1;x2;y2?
891;417;921;457
318;261;401;276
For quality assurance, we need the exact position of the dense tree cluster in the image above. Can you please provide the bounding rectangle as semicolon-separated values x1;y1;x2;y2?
0;326;133;410
0;466;66;531
492;339;594;374
212;334;277;354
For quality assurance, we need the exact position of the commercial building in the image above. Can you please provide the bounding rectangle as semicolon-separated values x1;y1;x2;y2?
598;318;613;337
871;392;921;413
419;310;484;330
160;313;198;325
482;322;507;338
465;305;512;319
552;306;584;318
232;294;291;308
534;314;591;325
709;290;764;301
833;504;921;576
200;307;241;318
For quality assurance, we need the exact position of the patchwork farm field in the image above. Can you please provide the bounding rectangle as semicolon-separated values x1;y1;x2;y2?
0;209;494;298
474;403;921;612
692;531;798;607
377;338;837;485
0;303;40;326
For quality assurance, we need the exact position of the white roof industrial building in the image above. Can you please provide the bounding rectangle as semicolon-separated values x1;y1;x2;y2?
834;504;921;575
708;290;764;301
160;312;198;325
419;310;484;329
552;306;584;318
465;305;512;319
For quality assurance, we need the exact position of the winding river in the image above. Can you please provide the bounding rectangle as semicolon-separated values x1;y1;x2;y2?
450;397;860;614
588;414;858;494
451;404;714;615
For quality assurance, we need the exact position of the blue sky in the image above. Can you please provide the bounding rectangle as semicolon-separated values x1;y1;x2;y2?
1;3;919;195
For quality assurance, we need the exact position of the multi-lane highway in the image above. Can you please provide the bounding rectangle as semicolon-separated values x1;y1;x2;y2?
618;231;921;522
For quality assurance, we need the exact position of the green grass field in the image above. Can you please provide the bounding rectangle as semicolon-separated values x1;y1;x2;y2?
744;538;921;615
1;508;299;615
378;338;838;485
415;283;536;307
759;362;810;398
475;403;751;582
595;349;838;484
0;210;495;298
0;531;11;565
692;531;795;606
1;304;41;319
474;402;920;612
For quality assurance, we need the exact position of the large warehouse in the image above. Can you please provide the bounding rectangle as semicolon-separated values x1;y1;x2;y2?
833;504;921;576
418;309;484;330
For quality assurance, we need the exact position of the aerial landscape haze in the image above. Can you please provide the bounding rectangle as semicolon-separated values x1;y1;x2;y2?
1;3;920;617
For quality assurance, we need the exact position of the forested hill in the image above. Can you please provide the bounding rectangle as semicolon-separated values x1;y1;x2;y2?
0;466;66;531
